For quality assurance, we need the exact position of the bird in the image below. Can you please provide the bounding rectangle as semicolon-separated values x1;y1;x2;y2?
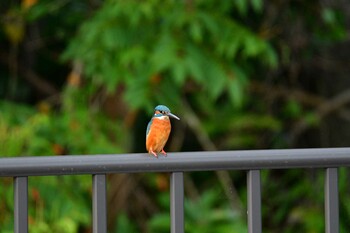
146;105;180;157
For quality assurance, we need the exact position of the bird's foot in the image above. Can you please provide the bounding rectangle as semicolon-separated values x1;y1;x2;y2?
161;149;167;156
150;150;158;158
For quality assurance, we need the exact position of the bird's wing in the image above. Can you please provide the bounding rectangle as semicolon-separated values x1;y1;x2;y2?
146;118;153;137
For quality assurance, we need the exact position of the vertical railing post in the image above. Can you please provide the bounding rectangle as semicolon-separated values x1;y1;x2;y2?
170;172;184;233
325;168;339;233
92;174;107;233
14;176;28;233
247;170;262;233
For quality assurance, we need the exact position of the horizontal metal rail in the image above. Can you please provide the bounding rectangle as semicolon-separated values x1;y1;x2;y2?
0;148;350;177
1;148;348;233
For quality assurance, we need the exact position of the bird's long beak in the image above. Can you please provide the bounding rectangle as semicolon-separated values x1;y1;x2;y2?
168;112;180;120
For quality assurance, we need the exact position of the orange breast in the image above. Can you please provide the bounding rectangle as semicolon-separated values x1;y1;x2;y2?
146;118;171;153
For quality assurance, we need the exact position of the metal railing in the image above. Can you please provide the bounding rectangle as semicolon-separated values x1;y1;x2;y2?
1;147;350;233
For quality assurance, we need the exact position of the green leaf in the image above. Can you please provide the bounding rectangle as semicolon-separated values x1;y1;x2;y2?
172;61;187;85
151;33;177;72
115;213;138;233
227;65;247;108
235;0;248;16
322;8;336;25
184;45;205;82
148;214;170;231
251;0;263;12
304;112;319;126
189;20;203;42
205;62;227;100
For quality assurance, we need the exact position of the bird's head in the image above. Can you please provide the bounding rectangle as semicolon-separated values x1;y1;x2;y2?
154;105;180;120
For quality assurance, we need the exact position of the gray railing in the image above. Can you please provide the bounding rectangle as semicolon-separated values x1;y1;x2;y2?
1;148;350;233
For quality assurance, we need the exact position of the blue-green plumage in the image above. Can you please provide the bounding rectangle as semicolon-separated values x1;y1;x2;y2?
146;105;179;136
146;105;180;157
154;105;171;112
146;119;152;136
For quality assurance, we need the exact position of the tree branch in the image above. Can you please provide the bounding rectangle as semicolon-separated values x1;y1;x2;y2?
250;81;350;145
0;51;58;96
182;99;244;215
249;80;323;107
290;89;350;144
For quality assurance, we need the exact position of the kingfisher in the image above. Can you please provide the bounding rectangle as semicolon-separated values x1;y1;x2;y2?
146;105;180;157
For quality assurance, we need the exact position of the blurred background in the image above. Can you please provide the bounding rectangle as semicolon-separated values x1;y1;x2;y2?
1;0;350;232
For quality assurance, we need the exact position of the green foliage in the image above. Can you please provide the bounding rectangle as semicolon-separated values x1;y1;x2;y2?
0;102;48;156
27;176;91;233
319;8;347;42
114;213;138;233
149;190;246;233
0;95;124;232
260;169;327;233
0;0;349;232
63;0;276;110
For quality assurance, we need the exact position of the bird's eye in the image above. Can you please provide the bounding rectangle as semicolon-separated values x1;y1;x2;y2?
160;111;165;114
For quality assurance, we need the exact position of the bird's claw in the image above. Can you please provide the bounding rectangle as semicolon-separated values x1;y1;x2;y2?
161;149;167;156
149;149;167;158
150;150;158;158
